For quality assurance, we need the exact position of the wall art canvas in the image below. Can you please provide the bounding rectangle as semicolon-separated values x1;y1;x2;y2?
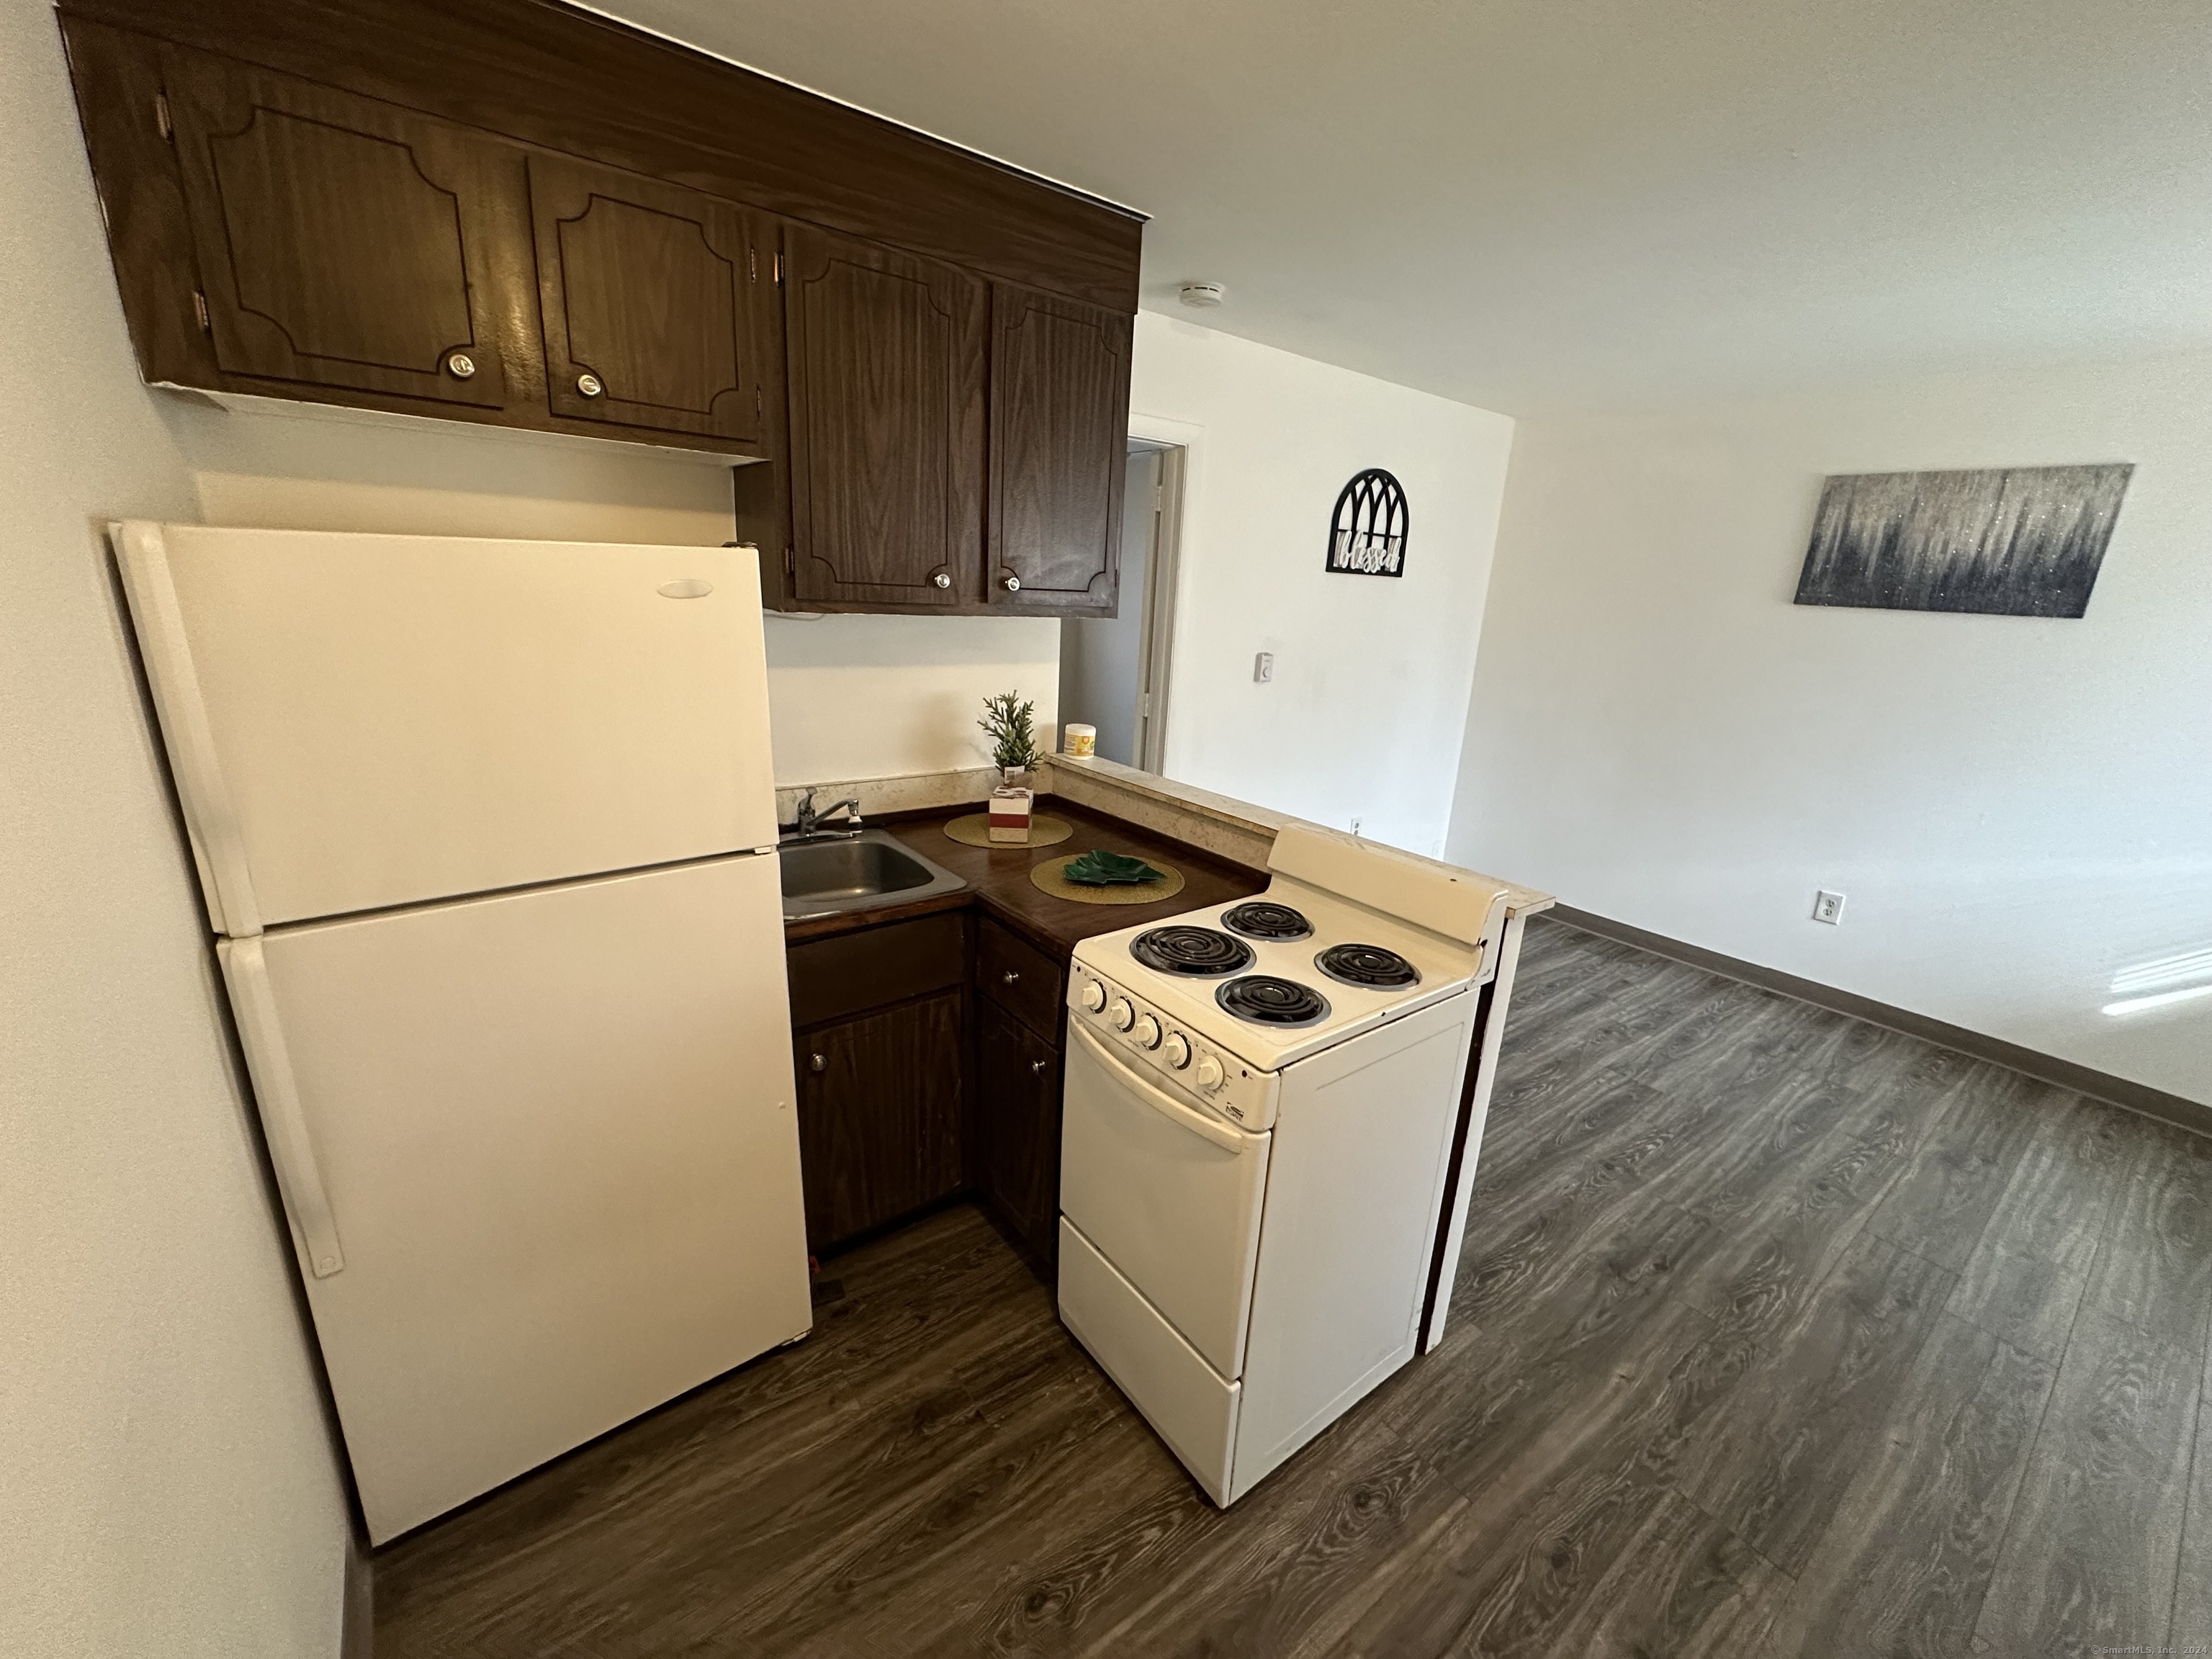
1794;463;2132;619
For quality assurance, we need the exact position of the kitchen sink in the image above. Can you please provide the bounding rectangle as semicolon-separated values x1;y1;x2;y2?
778;829;968;920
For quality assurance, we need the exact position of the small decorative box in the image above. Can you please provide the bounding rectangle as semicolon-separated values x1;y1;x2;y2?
988;786;1035;843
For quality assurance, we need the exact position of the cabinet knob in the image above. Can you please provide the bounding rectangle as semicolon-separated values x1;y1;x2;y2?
577;372;605;397
445;351;476;379
1002;971;1020;985
809;1053;826;1074
1030;1059;1050;1075
932;571;952;589
1001;574;1021;593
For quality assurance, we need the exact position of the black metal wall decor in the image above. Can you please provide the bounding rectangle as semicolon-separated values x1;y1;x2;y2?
1325;469;1409;577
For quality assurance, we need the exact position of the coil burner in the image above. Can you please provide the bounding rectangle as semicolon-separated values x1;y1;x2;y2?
1130;926;1255;977
1220;902;1315;942
1315;943;1421;989
1216;976;1331;1027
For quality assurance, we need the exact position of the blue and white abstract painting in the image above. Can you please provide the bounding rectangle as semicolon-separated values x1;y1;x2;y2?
1794;463;2132;619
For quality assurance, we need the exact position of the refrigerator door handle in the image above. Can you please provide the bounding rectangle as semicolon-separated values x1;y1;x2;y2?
222;937;346;1277
112;522;264;938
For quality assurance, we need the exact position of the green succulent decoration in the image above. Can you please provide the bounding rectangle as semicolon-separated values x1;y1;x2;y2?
978;691;1042;774
1062;848;1166;886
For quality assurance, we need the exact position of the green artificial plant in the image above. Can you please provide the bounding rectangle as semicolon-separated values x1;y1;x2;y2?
978;691;1041;774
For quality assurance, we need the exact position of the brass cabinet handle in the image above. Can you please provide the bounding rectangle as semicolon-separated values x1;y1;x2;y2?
445;351;476;379
932;571;952;589
1002;971;1020;985
1030;1059;1050;1075
809;1053;826;1074
577;372;605;397
1001;574;1021;593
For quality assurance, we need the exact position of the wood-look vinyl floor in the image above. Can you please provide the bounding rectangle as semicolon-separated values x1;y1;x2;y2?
372;917;2212;1658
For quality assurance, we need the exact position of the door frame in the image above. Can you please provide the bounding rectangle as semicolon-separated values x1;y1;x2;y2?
1126;412;1201;775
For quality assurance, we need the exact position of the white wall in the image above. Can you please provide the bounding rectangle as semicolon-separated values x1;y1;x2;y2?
1451;349;2212;1107
178;405;1059;786
1;10;349;1655
1130;313;1515;855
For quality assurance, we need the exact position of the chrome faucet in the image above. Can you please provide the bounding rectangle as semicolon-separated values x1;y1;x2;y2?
789;788;863;840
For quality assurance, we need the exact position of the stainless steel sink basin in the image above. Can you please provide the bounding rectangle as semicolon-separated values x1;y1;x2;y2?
778;829;967;920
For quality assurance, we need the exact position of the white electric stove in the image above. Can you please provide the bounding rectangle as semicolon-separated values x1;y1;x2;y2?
1056;824;1515;1506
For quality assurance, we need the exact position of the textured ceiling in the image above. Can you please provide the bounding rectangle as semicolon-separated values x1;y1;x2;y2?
586;0;2212;413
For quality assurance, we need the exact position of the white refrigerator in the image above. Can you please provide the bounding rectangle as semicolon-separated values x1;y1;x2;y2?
114;522;811;1544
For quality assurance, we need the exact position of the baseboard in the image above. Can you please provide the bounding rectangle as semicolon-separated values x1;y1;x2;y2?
1545;904;2212;1140
341;1526;373;1659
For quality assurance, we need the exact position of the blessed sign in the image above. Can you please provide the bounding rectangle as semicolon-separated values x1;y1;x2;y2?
1325;469;1409;577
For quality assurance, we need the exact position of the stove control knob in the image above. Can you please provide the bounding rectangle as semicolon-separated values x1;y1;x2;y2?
1133;1014;1162;1049
1109;997;1136;1031
1164;1033;1192;1069
1195;1054;1225;1092
1080;979;1107;1013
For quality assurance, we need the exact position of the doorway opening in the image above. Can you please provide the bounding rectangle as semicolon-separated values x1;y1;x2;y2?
1058;439;1186;772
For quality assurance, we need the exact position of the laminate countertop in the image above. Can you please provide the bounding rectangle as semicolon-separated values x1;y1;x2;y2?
782;797;1267;959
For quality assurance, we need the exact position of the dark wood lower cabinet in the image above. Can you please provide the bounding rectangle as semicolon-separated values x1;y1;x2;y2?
782;907;1069;1272
793;990;965;1252
976;998;1064;1271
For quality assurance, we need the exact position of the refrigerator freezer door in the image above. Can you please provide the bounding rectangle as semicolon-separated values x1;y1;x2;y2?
117;523;778;932
222;853;809;1543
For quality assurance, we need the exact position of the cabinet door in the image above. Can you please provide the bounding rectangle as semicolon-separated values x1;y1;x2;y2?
978;998;1064;1268
988;284;1133;615
794;991;966;1251
160;45;516;410
528;155;775;444
783;225;986;606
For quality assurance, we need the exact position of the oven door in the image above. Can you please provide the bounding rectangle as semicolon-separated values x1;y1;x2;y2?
1058;1023;1272;1379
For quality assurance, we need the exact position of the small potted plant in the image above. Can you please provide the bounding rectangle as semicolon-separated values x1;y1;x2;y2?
977;691;1041;786
979;691;1041;843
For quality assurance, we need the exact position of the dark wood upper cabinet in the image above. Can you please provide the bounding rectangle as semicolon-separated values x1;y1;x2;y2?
528;154;774;446
160;44;515;410
988;285;1132;615
782;224;986;608
60;3;1144;614
63;0;1141;311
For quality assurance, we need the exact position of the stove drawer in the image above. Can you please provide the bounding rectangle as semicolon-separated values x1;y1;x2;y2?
1059;1022;1269;1380
1058;1217;1238;1506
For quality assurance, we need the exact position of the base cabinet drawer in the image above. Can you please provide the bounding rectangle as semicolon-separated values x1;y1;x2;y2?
978;916;1064;1041
977;998;1062;1268
787;911;966;1029
795;990;965;1251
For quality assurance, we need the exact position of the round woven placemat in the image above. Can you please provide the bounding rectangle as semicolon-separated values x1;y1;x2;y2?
1029;853;1185;905
943;812;1074;849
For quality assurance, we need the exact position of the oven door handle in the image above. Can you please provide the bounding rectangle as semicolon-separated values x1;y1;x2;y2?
1071;1023;1256;1154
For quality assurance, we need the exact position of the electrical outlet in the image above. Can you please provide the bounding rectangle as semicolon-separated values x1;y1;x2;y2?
1812;890;1846;925
1254;651;1274;683
1349;817;1362;836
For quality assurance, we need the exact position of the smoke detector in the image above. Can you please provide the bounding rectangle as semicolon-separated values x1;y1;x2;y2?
1179;282;1227;309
